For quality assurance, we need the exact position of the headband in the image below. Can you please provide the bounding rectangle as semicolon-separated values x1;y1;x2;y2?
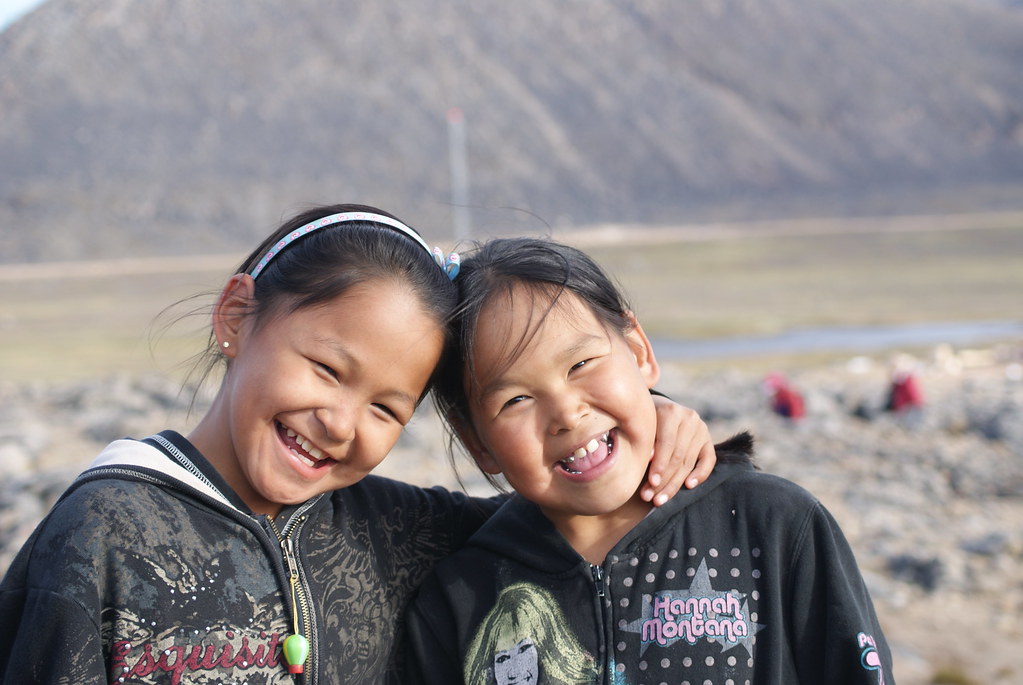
248;211;460;280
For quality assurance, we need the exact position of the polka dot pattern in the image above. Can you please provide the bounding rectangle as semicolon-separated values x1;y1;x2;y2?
605;541;766;682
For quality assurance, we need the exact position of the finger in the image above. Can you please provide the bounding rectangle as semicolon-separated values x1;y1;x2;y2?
684;442;717;489
650;459;689;506
647;437;696;506
648;409;716;503
648;405;688;482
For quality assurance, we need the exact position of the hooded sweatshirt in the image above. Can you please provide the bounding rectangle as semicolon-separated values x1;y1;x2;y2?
405;439;894;685
0;430;498;684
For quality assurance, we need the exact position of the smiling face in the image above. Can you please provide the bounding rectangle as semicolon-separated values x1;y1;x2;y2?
193;276;444;516
463;285;660;531
493;636;538;683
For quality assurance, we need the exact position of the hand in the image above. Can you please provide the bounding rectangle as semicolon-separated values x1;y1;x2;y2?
642;397;716;506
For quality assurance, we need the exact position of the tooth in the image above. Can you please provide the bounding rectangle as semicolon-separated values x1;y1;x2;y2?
300;437;312;449
573;447;586;459
292;449;314;467
309;447;323;460
586;439;599;453
287;428;297;437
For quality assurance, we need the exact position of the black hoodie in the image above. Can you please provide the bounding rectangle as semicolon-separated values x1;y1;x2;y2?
405;434;894;685
0;430;498;684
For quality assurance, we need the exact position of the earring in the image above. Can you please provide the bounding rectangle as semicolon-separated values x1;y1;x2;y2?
222;341;230;349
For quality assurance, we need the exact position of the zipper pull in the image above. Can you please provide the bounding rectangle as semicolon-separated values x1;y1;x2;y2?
282;537;299;579
591;564;605;598
281;537;308;674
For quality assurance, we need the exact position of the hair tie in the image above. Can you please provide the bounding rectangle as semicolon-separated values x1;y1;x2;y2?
433;247;460;280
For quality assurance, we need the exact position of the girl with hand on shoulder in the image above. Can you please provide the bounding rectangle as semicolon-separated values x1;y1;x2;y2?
0;205;715;684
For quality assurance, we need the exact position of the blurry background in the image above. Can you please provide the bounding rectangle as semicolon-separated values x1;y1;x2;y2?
2;0;1023;262
1;1;1022;683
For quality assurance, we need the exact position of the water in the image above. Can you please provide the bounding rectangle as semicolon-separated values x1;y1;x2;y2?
651;320;1023;361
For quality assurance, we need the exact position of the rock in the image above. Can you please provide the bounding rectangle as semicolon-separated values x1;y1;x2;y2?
0;346;1021;684
886;554;944;592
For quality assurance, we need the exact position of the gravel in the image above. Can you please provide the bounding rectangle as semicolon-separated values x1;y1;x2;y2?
2;343;1021;684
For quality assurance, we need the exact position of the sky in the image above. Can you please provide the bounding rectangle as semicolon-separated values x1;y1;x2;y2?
0;0;46;32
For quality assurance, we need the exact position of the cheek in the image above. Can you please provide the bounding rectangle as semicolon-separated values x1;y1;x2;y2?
362;423;407;467
634;403;660;455
478;418;527;453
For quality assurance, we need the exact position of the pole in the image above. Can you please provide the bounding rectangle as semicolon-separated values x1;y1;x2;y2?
447;107;471;242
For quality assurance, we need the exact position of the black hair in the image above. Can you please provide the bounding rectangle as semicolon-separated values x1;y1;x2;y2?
435;236;755;489
192;203;456;395
433;237;633;484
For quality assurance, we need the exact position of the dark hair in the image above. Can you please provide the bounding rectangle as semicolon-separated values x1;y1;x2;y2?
434;236;756;489
193;203;457;395
434;236;633;446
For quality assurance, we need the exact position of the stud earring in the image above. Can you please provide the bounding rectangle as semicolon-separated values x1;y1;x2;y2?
222;341;230;349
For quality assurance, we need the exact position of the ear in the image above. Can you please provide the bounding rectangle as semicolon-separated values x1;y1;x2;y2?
450;412;503;475
213;273;256;357
622;311;661;389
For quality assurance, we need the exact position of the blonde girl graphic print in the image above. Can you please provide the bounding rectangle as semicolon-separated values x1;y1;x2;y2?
465;583;595;685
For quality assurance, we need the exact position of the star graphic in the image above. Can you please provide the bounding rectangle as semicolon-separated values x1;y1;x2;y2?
619;558;765;658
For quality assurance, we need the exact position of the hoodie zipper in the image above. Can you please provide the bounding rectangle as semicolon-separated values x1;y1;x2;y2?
590;563;613;684
591;564;606;598
269;507;317;682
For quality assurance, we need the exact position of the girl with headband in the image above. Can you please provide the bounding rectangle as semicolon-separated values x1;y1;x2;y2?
0;204;717;683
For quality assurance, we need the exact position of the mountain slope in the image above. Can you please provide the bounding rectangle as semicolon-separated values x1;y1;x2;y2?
1;0;1022;262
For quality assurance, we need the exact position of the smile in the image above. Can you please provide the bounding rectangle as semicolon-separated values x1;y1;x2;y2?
558;431;614;474
278;423;329;469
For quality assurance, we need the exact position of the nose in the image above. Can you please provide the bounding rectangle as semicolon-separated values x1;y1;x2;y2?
547;392;588;435
315;402;356;445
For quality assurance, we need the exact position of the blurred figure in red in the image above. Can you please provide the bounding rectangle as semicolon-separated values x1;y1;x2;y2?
886;355;924;413
764;372;805;420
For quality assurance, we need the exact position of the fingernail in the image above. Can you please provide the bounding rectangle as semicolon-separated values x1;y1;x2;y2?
649;473;662;487
654;493;668;506
686;477;699;489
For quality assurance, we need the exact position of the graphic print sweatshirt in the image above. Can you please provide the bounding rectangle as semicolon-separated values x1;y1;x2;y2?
0;431;498;684
405;459;894;685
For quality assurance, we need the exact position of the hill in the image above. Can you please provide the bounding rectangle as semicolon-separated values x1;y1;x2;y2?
2;0;1022;262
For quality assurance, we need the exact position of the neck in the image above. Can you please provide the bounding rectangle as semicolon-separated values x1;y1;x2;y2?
188;392;283;519
545;494;652;565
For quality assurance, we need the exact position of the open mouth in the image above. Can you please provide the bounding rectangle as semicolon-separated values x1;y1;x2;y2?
277;422;330;469
558;430;615;474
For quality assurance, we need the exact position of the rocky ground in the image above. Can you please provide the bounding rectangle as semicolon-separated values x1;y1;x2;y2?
1;342;1021;684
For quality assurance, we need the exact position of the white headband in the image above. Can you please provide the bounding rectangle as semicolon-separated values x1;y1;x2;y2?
248;211;459;280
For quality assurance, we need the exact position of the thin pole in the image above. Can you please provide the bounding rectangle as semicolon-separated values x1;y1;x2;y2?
447;107;471;242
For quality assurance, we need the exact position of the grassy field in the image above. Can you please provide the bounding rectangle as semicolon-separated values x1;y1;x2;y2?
578;219;1023;338
2;215;1022;383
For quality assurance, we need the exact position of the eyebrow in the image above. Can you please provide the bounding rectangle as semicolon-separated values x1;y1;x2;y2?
475;330;606;401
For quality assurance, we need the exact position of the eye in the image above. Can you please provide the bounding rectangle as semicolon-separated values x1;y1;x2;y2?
570;358;592;372
371;403;399;421
502;395;529;409
316;361;340;380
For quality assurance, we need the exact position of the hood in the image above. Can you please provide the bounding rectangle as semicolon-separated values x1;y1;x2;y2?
464;432;756;574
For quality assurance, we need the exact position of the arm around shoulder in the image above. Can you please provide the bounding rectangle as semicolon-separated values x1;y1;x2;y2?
402;574;467;685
